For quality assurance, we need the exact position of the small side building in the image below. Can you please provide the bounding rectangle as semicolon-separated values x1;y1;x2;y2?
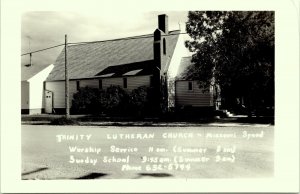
175;57;215;110
21;64;54;114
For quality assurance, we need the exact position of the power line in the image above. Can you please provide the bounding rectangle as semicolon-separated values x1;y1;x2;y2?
21;32;187;56
68;35;154;46
68;32;188;46
21;43;65;56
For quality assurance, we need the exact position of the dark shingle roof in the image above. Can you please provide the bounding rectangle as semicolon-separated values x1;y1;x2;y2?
22;64;52;81
176;56;193;79
95;60;154;77
47;30;180;81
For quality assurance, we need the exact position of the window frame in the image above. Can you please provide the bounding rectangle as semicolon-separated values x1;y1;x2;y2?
123;77;127;88
188;81;193;91
99;79;103;90
76;80;80;91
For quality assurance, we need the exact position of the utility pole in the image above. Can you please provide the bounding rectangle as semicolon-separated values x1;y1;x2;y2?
27;36;32;67
29;53;32;67
65;34;70;118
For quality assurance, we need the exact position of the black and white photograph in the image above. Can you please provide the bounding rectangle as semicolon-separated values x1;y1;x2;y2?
20;10;275;180
1;0;299;193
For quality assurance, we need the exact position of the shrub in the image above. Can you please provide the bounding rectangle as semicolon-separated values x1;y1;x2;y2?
71;86;130;115
71;84;158;116
129;86;150;116
71;87;105;114
102;86;130;115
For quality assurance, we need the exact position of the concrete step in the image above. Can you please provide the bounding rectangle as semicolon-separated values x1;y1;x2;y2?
220;109;234;117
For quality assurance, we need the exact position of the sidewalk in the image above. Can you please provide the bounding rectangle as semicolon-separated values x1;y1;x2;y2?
21;114;274;127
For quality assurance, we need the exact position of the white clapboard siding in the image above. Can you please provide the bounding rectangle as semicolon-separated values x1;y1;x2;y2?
45;81;77;108
175;81;213;107
29;79;45;110
21;81;29;109
22;64;54;113
126;76;150;91
102;76;150;91
102;78;123;88
45;76;151;108
80;79;99;88
80;76;150;91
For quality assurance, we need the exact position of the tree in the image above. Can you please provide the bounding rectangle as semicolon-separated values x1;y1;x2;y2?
185;11;274;115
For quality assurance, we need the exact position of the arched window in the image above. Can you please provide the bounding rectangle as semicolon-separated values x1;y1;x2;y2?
163;38;166;55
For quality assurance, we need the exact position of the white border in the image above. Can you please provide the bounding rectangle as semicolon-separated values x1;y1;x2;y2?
1;0;299;193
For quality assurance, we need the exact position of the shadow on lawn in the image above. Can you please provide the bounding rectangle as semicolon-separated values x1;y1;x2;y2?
74;172;108;179
135;173;173;178
22;167;49;176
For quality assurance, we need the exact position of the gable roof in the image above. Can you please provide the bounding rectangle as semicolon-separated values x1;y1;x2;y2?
176;56;193;80
47;30;180;81
95;60;154;77
21;63;52;81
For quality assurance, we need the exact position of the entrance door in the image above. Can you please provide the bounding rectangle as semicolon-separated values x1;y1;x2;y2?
45;91;53;113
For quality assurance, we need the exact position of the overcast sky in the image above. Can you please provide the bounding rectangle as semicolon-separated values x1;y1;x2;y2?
21;11;189;67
